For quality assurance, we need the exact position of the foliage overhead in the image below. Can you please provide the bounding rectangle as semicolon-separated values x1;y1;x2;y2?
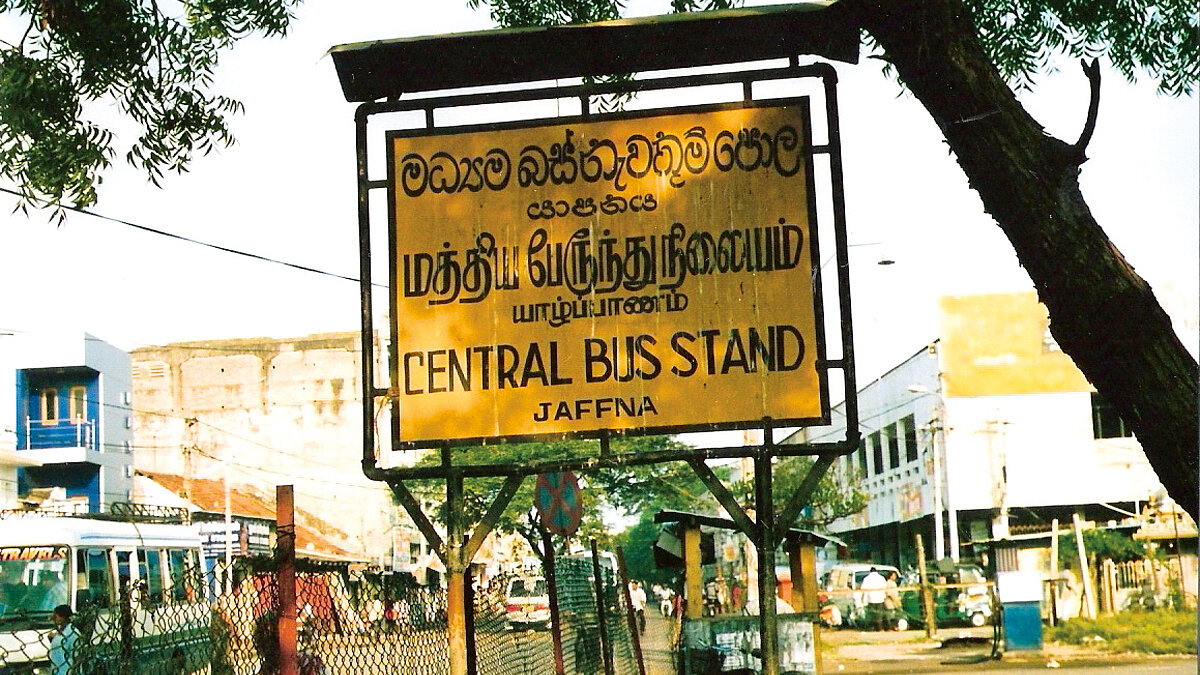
2;0;1191;209
409;436;866;566
0;0;298;212
478;0;1197;96
760;457;868;530
409;436;707;559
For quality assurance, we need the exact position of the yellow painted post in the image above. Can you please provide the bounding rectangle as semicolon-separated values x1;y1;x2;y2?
446;472;468;675
916;534;936;638
786;537;819;613
683;524;703;619
446;566;468;675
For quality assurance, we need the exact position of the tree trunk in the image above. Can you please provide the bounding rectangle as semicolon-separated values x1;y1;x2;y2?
848;0;1199;518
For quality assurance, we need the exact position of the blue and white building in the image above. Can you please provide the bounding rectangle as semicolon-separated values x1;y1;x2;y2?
1;332;133;512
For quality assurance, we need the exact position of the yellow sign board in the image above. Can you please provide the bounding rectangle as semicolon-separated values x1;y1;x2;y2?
389;101;824;443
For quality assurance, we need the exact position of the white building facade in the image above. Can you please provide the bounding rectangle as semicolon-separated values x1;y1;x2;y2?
789;292;1167;567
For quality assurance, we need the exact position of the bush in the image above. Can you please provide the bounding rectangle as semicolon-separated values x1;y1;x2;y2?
1046;610;1197;655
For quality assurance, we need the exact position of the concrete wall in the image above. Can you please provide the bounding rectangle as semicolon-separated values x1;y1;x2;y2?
131;333;404;561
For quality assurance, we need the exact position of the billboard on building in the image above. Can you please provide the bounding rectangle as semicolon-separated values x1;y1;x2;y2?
388;100;826;445
939;292;1091;398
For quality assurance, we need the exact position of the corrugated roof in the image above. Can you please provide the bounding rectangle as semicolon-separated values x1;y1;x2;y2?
138;471;360;561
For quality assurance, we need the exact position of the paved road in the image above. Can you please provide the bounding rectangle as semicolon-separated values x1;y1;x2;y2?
829;659;1196;674
641;608;678;674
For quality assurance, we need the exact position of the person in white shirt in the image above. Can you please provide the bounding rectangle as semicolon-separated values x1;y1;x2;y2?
629;581;647;634
859;568;889;631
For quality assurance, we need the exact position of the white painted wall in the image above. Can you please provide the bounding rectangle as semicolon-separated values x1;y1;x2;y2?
943;392;1161;512
793;339;1165;538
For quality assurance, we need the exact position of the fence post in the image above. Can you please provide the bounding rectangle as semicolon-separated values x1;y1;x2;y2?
543;530;566;675
277;485;298;675
615;547;647;675
119;582;134;672
591;539;615;675
915;533;936;638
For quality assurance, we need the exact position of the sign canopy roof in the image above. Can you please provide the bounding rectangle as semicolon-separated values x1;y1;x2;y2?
330;3;859;102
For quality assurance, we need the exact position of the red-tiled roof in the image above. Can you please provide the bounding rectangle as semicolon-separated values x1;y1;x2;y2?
138;471;359;560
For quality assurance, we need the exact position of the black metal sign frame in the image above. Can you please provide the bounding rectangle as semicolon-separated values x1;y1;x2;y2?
352;61;859;481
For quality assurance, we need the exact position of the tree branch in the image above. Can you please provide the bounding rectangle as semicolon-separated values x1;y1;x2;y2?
853;0;1199;519
1072;58;1101;161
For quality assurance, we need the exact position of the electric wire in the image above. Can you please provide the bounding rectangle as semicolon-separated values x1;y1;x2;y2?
0;185;388;290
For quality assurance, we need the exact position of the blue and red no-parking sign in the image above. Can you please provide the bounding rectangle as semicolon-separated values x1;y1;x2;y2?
535;471;583;537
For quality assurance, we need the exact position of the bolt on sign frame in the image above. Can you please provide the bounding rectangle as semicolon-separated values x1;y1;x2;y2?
331;5;860;674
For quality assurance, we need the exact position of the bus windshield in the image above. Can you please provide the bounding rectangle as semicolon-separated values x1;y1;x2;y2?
0;546;70;615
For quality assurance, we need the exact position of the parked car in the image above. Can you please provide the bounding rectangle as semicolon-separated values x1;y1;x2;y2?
504;576;551;630
818;562;901;629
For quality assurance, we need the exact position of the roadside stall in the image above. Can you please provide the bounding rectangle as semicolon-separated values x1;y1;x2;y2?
654;510;843;674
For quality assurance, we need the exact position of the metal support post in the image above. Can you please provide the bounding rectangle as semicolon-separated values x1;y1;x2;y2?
755;451;779;675
446;472;468;675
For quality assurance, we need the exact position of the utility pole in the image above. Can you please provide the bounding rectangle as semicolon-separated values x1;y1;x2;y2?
183;418;197;506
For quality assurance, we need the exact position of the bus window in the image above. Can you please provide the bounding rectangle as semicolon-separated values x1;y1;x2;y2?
116;550;133;600
77;548;114;608
167;549;201;603
139;549;164;604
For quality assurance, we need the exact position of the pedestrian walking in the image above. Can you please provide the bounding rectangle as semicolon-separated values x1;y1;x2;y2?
860;567;889;631
629;581;647;635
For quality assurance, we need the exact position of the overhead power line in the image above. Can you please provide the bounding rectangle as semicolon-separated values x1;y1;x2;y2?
0;186;387;289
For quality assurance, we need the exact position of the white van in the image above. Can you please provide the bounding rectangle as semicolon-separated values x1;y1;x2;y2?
819;562;900;628
0;509;209;674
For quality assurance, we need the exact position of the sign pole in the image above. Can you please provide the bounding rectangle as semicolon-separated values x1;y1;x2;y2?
446;472;468;675
542;529;566;675
755;450;780;675
536;471;581;674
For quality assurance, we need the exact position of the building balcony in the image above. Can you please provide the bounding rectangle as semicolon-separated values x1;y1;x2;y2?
25;419;96;450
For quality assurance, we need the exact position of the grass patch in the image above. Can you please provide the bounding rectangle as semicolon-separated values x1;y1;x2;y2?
1046;609;1197;654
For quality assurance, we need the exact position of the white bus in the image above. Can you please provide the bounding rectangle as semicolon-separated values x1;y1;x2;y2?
0;509;210;675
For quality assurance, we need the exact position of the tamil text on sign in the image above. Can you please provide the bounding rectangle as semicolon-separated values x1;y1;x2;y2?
389;101;824;444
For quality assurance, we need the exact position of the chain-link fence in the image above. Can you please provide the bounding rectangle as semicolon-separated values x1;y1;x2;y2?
0;548;643;675
472;557;641;675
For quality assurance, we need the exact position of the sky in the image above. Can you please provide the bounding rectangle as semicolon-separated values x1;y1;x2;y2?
1;0;1196;400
